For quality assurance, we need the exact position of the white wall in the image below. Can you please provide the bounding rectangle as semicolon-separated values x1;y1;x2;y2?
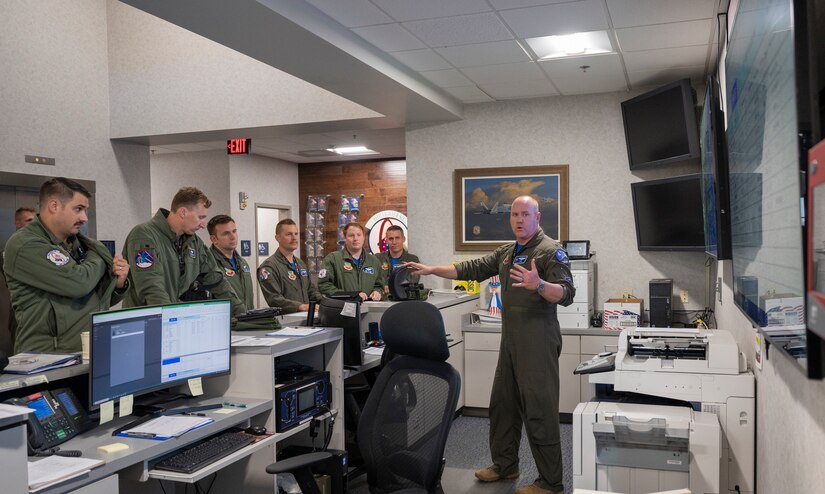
0;0;150;245
105;0;381;139
406;93;707;312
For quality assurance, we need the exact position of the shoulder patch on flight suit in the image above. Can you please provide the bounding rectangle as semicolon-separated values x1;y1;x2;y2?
135;249;155;269
259;268;270;281
225;268;235;277
288;271;297;281
46;249;70;266
343;263;353;271
364;267;375;275
242;264;250;273
513;255;528;265
300;269;307;277
188;248;196;258
382;262;389;271
555;249;569;264
318;269;327;278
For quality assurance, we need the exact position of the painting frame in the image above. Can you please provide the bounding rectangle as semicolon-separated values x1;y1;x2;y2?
454;165;569;251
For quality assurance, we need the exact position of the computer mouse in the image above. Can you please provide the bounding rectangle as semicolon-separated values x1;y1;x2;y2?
245;425;267;436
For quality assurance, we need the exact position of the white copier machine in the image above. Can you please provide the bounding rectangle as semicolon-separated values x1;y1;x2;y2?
574;328;755;494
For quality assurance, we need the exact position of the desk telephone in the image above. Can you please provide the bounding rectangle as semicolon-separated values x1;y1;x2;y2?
5;388;92;456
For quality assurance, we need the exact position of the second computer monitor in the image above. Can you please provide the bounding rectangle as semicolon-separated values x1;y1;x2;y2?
90;300;231;409
316;297;363;367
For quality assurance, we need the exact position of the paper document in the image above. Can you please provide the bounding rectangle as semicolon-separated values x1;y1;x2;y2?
4;353;81;374
118;415;213;439
233;337;289;346
267;326;325;337
28;455;105;492
0;403;33;420
364;346;385;356
341;302;357;317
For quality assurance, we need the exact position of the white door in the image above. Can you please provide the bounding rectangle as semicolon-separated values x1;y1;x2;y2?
255;204;291;308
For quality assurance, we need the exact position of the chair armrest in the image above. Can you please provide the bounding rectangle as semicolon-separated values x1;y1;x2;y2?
266;452;333;474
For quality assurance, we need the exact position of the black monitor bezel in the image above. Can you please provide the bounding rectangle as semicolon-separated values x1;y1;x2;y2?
631;174;706;252
700;75;732;259
88;299;232;410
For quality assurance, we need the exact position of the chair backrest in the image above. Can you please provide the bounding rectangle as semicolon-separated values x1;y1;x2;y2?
357;302;460;493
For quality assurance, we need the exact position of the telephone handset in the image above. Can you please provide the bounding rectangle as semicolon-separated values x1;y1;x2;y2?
4;388;91;456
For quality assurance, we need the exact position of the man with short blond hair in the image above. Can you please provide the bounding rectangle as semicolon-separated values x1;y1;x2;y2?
123;187;245;316
318;222;383;301
258;218;322;313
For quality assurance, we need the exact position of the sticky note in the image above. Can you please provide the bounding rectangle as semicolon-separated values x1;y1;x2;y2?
100;400;114;425
97;442;129;454
341;302;357;317
0;380;21;391
188;377;204;397
119;394;134;418
213;408;238;415
24;375;48;386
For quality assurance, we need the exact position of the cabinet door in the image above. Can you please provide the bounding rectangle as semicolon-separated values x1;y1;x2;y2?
447;341;465;411
579;354;596;403
465;350;498;408
559;353;582;413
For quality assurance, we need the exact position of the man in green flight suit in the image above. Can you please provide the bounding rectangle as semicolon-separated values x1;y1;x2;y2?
4;178;130;353
258;219;322;314
407;196;575;494
1;207;37;355
375;225;420;297
207;214;254;310
318;222;383;301
122;187;246;317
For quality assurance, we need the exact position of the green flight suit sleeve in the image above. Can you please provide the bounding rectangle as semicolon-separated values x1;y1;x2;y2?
258;267;301;313
317;255;339;295
198;245;246;316
454;246;504;282
124;236;174;306
4;238;107;298
541;253;576;307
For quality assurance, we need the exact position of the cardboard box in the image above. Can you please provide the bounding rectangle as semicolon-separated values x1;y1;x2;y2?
759;293;804;326
602;298;644;331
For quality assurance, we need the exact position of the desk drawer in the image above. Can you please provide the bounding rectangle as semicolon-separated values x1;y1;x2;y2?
464;332;501;351
562;334;580;354
581;335;620;354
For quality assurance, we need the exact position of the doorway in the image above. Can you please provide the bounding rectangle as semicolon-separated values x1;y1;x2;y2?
255;203;291;308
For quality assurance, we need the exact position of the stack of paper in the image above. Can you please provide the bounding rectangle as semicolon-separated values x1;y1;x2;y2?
5;353;81;374
267;326;326;337
117;415;214;440
28;456;105;492
472;310;502;325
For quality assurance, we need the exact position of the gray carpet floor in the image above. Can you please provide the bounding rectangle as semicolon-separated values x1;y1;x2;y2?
348;416;573;493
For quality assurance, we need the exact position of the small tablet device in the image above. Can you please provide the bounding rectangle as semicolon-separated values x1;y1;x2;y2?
563;240;590;260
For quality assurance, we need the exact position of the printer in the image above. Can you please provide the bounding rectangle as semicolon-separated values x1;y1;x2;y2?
574;328;755;494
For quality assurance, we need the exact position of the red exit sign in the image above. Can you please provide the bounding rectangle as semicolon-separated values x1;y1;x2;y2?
227;138;251;154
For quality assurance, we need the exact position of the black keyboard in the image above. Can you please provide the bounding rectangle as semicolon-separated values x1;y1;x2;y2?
154;431;256;474
236;307;281;321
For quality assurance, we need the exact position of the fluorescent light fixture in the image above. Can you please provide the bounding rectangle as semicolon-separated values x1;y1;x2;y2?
525;30;613;60
325;146;379;156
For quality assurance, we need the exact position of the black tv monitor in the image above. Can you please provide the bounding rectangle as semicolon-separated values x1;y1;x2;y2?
316;297;364;367
631;174;705;251
700;76;732;259
90;300;231;409
622;78;700;169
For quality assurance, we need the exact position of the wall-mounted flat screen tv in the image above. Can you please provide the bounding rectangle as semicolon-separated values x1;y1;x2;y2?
631;174;705;251
622;79;701;169
700;76;732;259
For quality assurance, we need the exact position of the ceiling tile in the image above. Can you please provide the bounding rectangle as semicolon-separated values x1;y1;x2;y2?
480;79;559;99
489;0;574;9
391;48;453;71
305;0;393;28
622;45;709;72
251;138;304;152
551;71;628;95
444;86;494;103
420;68;474;87
351;23;427;52
628;65;706;87
616;19;713;52
403;12;513;47
606;0;716;29
539;52;623;78
499;0;609;38
436;40;530;68
462;61;546;85
372;0;491;22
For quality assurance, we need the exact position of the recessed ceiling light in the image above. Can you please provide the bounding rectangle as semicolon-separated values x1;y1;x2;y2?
525;30;613;60
325;146;380;156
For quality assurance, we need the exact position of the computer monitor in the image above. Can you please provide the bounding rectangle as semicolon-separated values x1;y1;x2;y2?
89;300;231;409
315;297;364;367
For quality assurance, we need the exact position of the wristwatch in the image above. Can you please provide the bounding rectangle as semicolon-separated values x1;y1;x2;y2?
537;279;546;293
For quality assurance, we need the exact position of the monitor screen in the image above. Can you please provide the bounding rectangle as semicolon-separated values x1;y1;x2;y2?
621;78;700;169
631;174;705;251
90;300;231;408
316;297;363;367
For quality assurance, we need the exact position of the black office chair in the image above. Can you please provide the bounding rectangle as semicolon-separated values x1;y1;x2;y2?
266;301;461;494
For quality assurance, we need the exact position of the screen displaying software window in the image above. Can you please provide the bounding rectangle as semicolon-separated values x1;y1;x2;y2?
90;300;231;407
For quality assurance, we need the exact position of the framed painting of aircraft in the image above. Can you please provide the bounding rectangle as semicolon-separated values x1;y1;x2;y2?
453;165;569;251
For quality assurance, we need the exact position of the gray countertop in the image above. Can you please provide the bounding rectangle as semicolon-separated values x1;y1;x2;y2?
463;322;621;337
